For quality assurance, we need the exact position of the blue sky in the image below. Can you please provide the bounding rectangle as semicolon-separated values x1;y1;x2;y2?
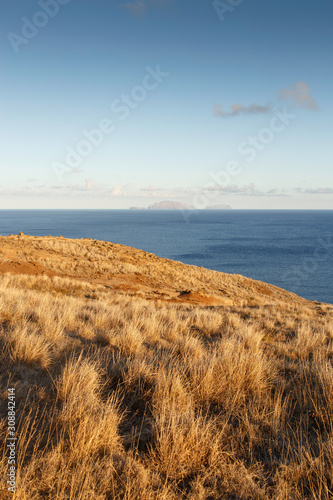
1;0;332;208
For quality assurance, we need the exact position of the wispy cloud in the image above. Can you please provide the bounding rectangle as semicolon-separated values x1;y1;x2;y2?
140;184;167;192
85;179;95;191
201;183;333;197
278;81;318;111
110;185;127;197
0;182;184;199
215;81;318;119
124;0;175;16
295;187;333;195
214;103;271;118
124;1;147;16
202;183;287;197
2;182;332;200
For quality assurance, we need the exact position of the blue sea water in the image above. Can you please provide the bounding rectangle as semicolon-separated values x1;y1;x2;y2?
0;210;332;304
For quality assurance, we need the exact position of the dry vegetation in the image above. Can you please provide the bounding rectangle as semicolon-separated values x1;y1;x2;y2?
0;234;312;307
0;234;333;499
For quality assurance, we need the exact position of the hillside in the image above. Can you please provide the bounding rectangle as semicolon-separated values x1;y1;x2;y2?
0;233;315;307
0;235;333;499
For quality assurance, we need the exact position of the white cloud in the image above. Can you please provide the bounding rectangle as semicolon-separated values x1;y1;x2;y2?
278;81;318;110
202;183;287;197
140;185;165;192
2;182;332;201
124;1;147;16
295;187;333;195
214;102;271;118
215;81;318;119
110;185;126;197
85;179;95;191
203;183;333;197
124;0;175;15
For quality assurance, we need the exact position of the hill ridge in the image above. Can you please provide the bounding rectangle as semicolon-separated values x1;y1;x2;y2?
0;234;323;308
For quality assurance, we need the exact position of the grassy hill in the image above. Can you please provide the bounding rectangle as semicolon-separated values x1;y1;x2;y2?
0;234;332;499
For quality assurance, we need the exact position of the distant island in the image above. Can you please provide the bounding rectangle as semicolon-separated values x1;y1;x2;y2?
129;201;232;210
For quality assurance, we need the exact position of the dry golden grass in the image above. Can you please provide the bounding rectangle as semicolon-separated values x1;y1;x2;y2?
0;234;313;307
0;236;333;499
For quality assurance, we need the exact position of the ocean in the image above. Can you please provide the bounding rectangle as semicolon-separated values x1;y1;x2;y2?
0;210;332;304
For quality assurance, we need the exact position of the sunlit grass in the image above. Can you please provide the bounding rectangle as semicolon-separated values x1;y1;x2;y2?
0;235;332;498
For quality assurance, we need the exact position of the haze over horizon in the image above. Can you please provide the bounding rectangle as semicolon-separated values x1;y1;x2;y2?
1;0;333;209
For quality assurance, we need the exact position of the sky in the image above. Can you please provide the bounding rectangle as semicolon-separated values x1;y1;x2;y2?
1;0;333;209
